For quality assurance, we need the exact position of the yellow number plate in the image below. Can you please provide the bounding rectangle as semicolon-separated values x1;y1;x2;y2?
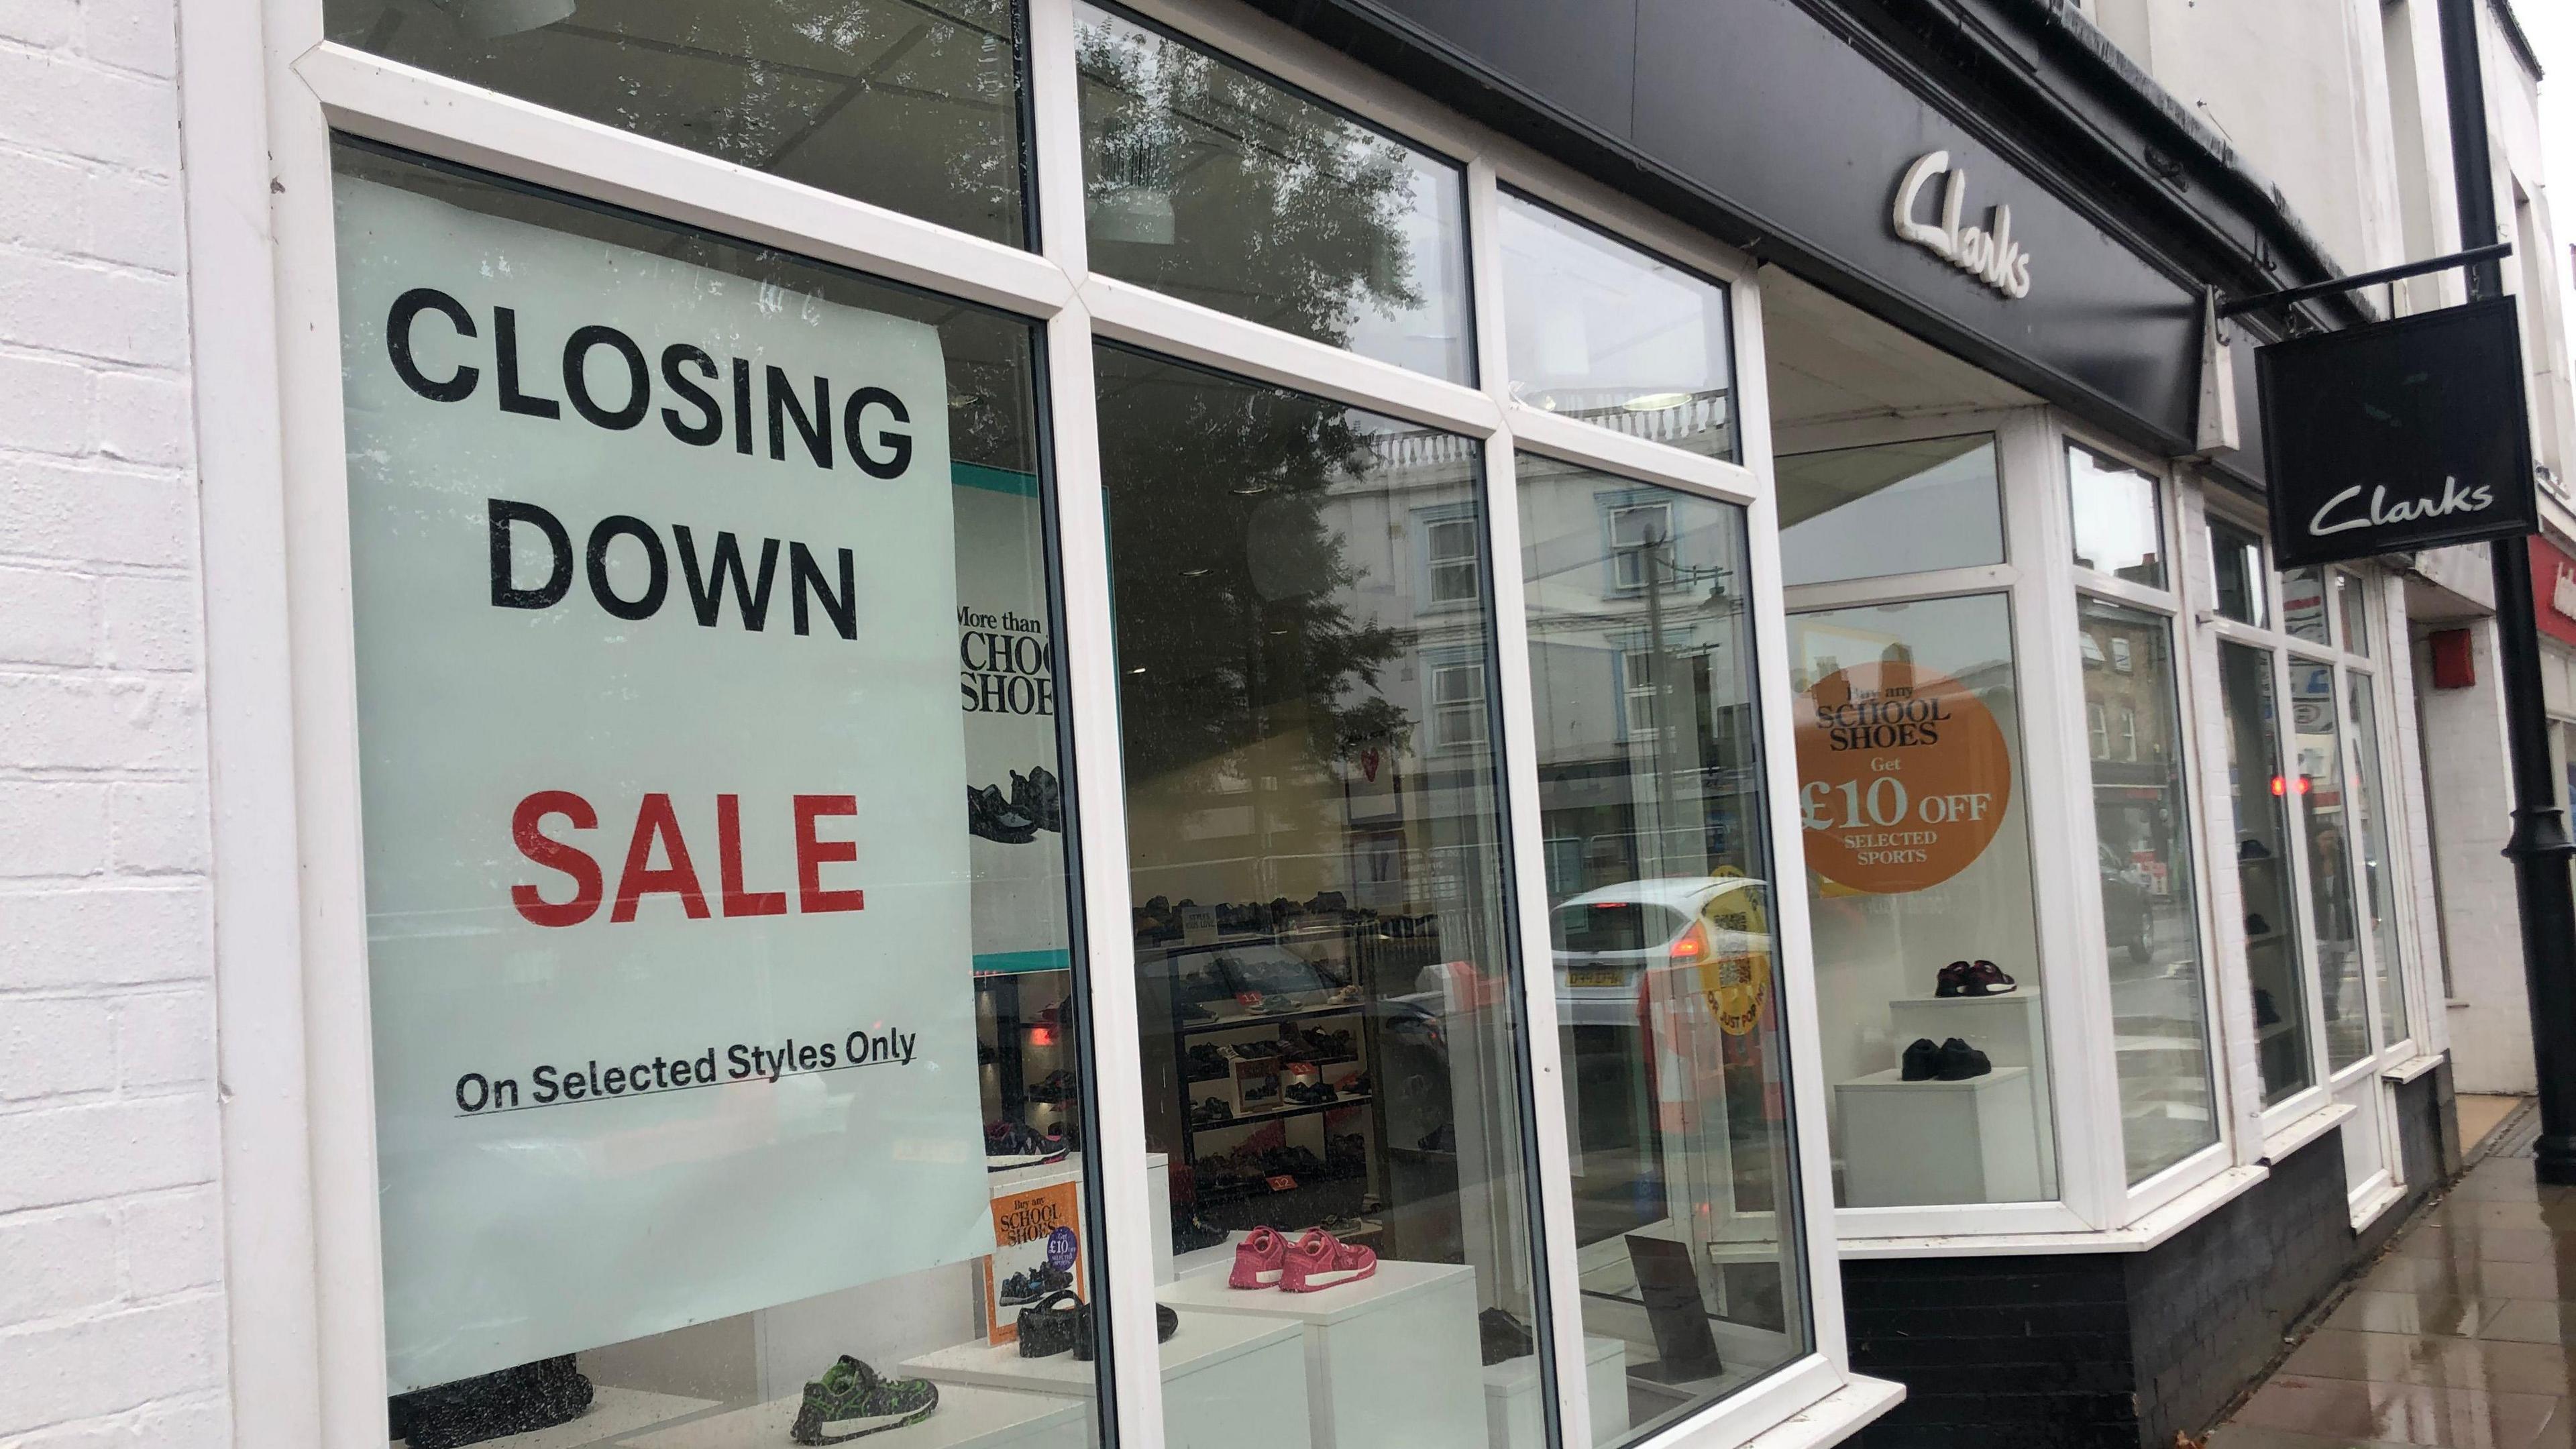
1565;965;1625;987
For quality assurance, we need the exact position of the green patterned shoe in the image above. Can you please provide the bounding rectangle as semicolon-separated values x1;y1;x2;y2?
789;1356;939;1444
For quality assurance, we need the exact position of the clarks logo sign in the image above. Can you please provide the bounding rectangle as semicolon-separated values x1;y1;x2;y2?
1892;151;2034;301
2306;478;2498;543
2257;297;2536;568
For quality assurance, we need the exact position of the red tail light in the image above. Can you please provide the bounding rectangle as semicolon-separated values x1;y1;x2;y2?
1669;922;1710;961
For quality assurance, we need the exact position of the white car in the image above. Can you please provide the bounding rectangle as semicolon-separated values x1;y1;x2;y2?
1550;876;1773;1028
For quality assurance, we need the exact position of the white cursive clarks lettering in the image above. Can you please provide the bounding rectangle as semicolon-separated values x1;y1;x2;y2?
2307;476;2496;537
1892;151;2034;301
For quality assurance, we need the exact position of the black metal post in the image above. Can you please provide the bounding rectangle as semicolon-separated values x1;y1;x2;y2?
2437;0;2576;1182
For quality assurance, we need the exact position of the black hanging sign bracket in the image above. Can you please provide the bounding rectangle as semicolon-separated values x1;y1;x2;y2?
2219;241;2514;319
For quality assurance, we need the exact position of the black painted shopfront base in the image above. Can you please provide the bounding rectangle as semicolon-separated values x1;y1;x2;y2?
1843;1064;2459;1449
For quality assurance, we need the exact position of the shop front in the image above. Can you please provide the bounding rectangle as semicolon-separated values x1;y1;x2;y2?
203;2;2456;1449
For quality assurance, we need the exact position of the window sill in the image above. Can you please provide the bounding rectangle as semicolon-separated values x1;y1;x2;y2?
1836;1165;2269;1258
1730;1377;1907;1449
2261;1099;2359;1166
2383;1052;2445;1084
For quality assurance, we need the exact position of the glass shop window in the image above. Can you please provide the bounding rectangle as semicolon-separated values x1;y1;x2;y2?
1497;189;1736;460
2067;444;2166;587
334;144;1110;1448
2281;568;2332;647
1095;346;1550;1449
2291;663;2371;1071
1520;451;1813;1440
2077;600;2217;1182
2347;676;2411;1049
326;0;1034;246
1786;595;2059;1207
2208;519;2269;628
2218;641;2312;1105
1775;435;2003;588
1075;3;1474;382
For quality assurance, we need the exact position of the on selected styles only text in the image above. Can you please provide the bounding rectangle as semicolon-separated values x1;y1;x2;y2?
450;1026;921;1116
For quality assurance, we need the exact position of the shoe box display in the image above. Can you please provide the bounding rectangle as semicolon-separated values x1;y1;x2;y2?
1832;956;2053;1208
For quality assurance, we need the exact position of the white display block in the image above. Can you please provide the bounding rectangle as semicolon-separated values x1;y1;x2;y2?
1159;1261;1484;1449
390;1385;718;1449
619;1381;1087;1449
1480;1334;1628;1449
1885;991;2055;1197
1835;1065;2041;1207
901;1309;1307;1449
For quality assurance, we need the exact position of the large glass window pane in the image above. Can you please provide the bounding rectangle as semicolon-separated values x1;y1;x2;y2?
2334;570;2373;657
2067;445;2166;588
1776;435;2002;587
2347;676;2411;1049
1786;596;2058;1206
325;0;1030;246
1497;190;1735;461
1075;5;1473;383
2292;663;2371;1070
2076;600;2216;1181
1519;453;1811;1436
1096;347;1548;1449
2208;519;2268;627
2281;567;2332;647
335;145;1110;1442
2218;642;2311;1104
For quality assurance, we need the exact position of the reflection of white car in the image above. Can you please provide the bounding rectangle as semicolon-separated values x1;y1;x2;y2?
1550;877;1770;1028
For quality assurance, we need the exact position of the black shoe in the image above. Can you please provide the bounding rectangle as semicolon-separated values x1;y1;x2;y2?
1479;1308;1536;1366
394;1356;594;1449
1933;1038;1991;1081
1899;1037;1941;1081
1418;1123;1456;1152
2239;837;2272;861
969;784;1038;844
1172;1214;1228;1253
2254;987;2282;1027
1191;1097;1233;1127
1186;1045;1230;1081
1012;766;1064;834
2246;913;2271;937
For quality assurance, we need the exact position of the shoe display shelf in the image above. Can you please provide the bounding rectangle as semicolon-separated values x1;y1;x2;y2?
1834;1065;2041;1207
386;1385;721;1449
900;1306;1309;1449
1480;1333;1629;1449
1158;1260;1486;1449
1883;989;2056;1199
619;1380;1089;1449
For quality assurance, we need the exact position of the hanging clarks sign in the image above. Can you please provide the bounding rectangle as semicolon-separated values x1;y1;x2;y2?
2258;296;2537;566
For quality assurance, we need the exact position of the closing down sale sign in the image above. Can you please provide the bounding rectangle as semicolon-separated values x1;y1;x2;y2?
335;174;989;1390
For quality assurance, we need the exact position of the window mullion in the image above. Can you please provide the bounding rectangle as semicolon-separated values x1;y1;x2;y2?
1042;305;1167;1449
1030;5;1160;1442
1468;152;1595;1449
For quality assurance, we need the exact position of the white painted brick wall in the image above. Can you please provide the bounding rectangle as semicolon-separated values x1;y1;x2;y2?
0;2;227;1444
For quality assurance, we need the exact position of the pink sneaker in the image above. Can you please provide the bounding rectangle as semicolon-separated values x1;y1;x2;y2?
1279;1230;1377;1293
1228;1226;1287;1289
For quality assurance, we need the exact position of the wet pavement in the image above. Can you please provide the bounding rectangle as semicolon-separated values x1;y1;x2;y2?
2212;1106;2575;1449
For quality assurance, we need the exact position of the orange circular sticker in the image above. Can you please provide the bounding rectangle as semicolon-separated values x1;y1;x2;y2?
1793;661;2011;894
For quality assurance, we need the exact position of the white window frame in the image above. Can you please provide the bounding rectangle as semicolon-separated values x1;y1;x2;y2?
2180;483;2434;1229
191;1;1898;1448
2053;429;2237;1226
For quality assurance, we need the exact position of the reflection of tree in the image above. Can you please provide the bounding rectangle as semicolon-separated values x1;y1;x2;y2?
1097;351;1403;786
1077;19;1426;348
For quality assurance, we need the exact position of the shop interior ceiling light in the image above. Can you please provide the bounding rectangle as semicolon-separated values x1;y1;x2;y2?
1619;391;1695;413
